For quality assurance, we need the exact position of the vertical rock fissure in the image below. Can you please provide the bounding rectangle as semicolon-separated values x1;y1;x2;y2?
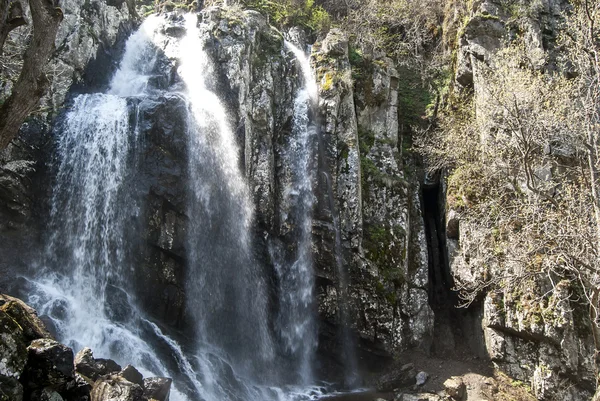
422;174;460;355
422;173;485;358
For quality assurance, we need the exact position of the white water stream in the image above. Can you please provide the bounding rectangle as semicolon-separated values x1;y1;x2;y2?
24;12;338;401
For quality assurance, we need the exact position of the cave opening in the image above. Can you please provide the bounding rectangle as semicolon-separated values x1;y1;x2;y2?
422;173;486;359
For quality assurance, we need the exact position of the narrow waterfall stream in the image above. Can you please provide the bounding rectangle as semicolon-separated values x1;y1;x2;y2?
273;41;319;385
285;41;359;389
179;14;275;375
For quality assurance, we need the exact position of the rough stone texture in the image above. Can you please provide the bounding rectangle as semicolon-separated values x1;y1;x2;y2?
30;387;64;401
90;375;144;401
0;375;23;401
198;6;294;233
133;93;189;328
0;294;52;341
449;0;595;399
312;27;432;355
142;377;172;401
395;394;443;401
0;310;28;379
23;339;74;391
74;348;122;382
376;363;417;392
120;365;144;387
443;376;466;400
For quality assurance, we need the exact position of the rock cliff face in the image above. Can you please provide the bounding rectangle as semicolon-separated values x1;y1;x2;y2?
312;29;433;358
447;0;595;399
3;0;595;398
111;7;435;369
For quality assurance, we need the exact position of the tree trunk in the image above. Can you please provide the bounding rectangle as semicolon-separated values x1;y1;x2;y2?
0;0;62;149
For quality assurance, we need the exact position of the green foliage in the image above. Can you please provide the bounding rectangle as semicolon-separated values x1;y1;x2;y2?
446;164;486;211
397;66;434;130
240;0;330;34
342;0;445;62
146;0;198;13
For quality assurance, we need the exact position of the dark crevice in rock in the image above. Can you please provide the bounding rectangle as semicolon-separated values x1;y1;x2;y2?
422;173;486;359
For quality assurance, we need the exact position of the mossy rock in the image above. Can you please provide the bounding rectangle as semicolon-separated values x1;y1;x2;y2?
364;223;407;293
0;295;52;342
0;311;27;379
0;375;23;401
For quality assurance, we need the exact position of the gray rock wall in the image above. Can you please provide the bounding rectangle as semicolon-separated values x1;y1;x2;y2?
2;0;435;378
449;0;595;398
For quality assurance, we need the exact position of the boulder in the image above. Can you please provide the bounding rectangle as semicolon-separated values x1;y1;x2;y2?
23;339;74;391
63;373;94;401
443;377;466;400
74;348;121;381
91;375;143;401
0;375;24;401
0;310;28;379
415;371;429;386
30;387;64;401
0;295;52;341
143;377;172;401
120;365;144;387
377;363;417;391
395;394;443;401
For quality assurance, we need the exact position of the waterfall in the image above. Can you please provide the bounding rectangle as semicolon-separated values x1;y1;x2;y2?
179;14;275;376
23;11;339;401
25;16;196;401
273;41;319;385
284;43;360;388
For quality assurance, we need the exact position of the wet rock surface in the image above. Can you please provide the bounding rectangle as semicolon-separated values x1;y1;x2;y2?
0;2;595;399
0;294;172;401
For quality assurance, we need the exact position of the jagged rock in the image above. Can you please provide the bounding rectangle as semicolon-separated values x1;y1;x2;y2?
90;375;143;401
0;310;27;379
120;365;144;387
376;363;417;391
0;375;23;401
446;210;459;240
65;372;94;401
443;377;466;400
0;294;52;341
142;377;172;401
24;339;74;391
30;387;64;401
74;348;121;381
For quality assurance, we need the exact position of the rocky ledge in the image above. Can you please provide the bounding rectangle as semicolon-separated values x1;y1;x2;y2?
0;294;171;401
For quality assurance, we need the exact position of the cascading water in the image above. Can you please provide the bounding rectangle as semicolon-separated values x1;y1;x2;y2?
271;41;319;385
178;13;275;379
296;44;360;388
285;41;360;389
25;16;196;401
21;9;351;401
